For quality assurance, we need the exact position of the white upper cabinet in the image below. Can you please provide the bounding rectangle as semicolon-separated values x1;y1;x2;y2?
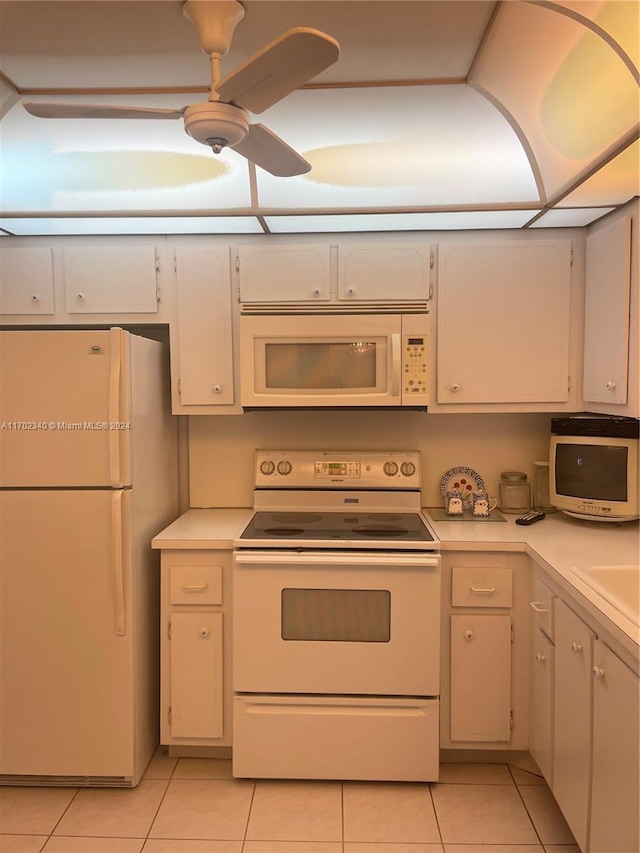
171;245;239;413
63;246;159;314
0;248;55;315
237;243;431;308
582;214;635;413
337;244;430;304
436;240;572;407
237;245;331;304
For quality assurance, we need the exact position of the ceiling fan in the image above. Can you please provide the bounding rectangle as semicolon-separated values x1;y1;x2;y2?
22;0;340;177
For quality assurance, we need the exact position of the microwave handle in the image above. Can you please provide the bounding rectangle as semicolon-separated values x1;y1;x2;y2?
390;333;401;397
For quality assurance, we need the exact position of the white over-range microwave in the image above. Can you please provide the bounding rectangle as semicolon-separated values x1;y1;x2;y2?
239;313;430;409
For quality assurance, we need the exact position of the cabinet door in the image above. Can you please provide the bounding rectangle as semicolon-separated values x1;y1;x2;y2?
552;599;595;852
530;627;554;784
583;215;631;406
170;611;223;739
590;640;639;853
337;244;430;303
450;614;511;741
63;246;158;313
175;246;234;406
238;245;331;303
437;241;571;403
0;247;55;315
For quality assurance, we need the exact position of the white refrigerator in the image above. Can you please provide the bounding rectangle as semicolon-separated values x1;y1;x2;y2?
0;328;178;785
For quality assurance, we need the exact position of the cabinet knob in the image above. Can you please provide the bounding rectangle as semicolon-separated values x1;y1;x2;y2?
449;382;460;393
592;666;605;680
213;385;222;395
199;628;209;638
312;288;322;298
464;630;474;641
31;294;41;303
76;292;85;301
347;287;356;297
535;653;546;664
571;642;583;654
606;381;617;391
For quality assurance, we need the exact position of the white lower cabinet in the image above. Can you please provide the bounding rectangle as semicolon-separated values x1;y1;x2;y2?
530;626;554;784
590;640;640;853
160;550;233;747
442;553;530;751
528;570;639;853
450;613;511;741
169;611;223;739
552;599;595;851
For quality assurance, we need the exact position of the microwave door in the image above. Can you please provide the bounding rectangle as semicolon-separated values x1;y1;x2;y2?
240;314;405;408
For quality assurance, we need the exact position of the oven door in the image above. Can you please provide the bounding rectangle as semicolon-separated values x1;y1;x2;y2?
233;550;440;696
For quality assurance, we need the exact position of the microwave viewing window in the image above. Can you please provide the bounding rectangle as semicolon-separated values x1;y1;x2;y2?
265;342;377;390
556;444;628;501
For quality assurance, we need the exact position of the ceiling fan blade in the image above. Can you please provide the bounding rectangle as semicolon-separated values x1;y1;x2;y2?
23;102;185;120
217;27;340;114
233;123;311;177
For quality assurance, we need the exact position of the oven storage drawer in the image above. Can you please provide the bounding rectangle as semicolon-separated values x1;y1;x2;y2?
232;694;439;781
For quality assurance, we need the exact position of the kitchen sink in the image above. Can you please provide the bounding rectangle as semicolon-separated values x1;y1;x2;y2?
571;564;640;626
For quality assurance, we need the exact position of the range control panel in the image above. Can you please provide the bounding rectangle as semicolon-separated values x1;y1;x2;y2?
254;450;421;489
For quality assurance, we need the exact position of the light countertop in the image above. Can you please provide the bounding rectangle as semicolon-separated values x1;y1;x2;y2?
152;508;252;549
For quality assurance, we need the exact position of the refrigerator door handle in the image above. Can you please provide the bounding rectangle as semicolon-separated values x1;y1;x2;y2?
111;489;126;636
109;327;123;487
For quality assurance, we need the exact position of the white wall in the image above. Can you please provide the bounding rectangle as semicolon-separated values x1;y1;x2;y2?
188;410;554;508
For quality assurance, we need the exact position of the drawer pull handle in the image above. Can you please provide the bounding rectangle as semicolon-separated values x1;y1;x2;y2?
535;653;546;664
530;601;549;613
571;642;583;654
593;666;605;680
182;583;209;591
464;630;474;641
200;628;209;638
470;585;496;594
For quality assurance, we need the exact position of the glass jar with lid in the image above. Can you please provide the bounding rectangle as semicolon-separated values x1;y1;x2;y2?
498;471;531;514
533;460;556;513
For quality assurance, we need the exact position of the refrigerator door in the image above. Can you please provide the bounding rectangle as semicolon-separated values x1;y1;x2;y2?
0;489;138;780
0;329;131;487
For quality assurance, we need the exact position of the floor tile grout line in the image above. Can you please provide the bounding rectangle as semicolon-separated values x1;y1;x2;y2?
240;777;257;852
511;771;548;849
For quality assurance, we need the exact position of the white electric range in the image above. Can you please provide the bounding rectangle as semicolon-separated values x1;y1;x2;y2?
232;450;441;781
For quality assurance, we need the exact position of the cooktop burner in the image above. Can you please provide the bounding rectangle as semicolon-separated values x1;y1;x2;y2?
239;511;435;543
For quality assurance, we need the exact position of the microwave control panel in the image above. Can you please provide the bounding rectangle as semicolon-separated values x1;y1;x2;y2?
402;334;429;402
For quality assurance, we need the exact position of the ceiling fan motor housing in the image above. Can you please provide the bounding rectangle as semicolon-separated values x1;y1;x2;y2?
183;102;249;150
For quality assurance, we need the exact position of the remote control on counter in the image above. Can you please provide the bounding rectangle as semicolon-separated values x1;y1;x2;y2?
516;511;546;526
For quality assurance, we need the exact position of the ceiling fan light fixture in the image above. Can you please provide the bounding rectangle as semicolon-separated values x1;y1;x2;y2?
183;102;249;150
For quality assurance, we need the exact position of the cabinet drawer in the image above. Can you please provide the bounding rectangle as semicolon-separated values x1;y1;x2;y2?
451;566;512;607
170;564;222;605
531;575;555;640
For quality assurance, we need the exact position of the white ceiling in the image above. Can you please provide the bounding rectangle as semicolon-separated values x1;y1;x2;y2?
0;0;638;235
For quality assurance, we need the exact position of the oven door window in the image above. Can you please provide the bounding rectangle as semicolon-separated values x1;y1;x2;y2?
259;338;386;394
281;588;391;642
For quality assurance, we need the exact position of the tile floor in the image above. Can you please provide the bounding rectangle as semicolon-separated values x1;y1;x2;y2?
0;753;580;853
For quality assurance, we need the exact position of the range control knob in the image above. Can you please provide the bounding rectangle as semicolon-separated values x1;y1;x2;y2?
401;461;416;477
259;460;275;476
383;461;399;476
277;460;292;476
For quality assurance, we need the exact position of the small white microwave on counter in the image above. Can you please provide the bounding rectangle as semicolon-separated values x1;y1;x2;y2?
239;312;430;409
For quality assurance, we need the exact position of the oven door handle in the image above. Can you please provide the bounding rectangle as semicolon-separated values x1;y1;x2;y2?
234;551;440;568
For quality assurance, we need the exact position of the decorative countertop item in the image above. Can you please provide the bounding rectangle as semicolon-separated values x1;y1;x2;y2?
439;466;486;510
